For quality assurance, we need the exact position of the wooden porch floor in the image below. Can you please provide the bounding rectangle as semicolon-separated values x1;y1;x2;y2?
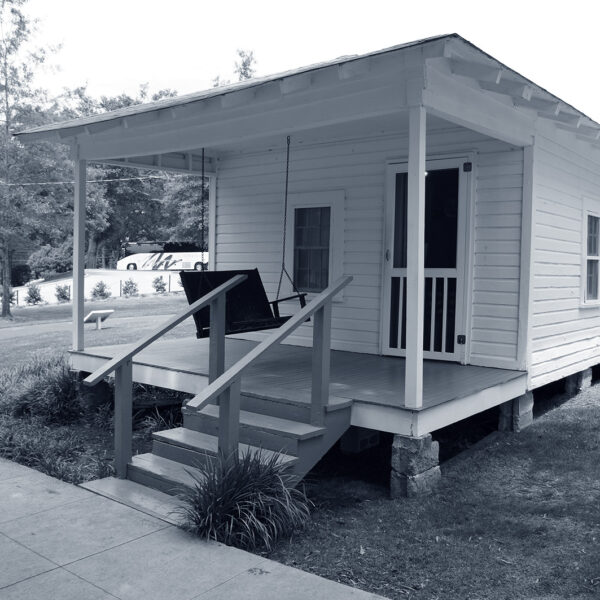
71;336;526;413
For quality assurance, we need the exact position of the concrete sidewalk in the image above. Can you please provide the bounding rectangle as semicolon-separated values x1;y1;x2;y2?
0;458;385;600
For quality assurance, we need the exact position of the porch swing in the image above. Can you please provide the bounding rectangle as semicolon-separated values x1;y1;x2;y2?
180;136;307;339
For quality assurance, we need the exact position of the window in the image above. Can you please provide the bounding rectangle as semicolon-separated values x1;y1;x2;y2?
285;191;344;295
585;213;600;302
293;207;331;292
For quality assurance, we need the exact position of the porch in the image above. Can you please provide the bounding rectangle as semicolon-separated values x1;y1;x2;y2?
71;336;527;438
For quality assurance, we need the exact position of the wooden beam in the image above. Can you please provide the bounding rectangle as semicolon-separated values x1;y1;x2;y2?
114;360;133;477
449;58;502;84
96;156;216;176
311;303;332;426
512;95;560;112
338;58;370;80
404;106;426;410
221;88;256;109
209;294;225;383
279;73;312;94
478;79;533;100
423;65;534;147
73;159;86;351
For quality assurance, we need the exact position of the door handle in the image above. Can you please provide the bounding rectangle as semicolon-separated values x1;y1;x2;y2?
385;249;390;262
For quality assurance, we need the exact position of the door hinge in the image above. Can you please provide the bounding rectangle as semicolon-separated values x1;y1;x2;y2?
457;334;466;345
463;162;472;172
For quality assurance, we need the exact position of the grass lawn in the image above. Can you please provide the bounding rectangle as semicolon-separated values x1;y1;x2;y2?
1;295;599;598
0;293;194;371
270;389;600;599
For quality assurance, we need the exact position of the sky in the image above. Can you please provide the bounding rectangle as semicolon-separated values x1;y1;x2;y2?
25;0;600;121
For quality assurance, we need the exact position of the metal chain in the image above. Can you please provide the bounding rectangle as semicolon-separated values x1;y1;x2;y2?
276;135;300;299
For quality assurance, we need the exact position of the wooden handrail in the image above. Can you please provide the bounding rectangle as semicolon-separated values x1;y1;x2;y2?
186;275;353;411
83;274;247;386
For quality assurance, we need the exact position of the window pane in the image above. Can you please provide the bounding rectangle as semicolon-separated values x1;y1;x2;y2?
425;169;459;269
587;259;598;300
294;207;331;293
393;173;408;268
588;215;599;257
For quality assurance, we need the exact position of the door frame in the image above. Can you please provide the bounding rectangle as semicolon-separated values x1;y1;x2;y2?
380;154;475;362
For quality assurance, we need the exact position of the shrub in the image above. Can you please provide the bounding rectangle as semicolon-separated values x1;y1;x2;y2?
25;283;42;305
0;353;82;425
152;275;167;294
122;277;139;297
55;283;71;303
91;280;111;299
28;240;72;278
177;449;311;551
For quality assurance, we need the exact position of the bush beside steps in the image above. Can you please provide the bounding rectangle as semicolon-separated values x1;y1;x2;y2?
177;448;312;551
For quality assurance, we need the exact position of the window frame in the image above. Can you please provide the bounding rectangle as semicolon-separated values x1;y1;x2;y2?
582;199;600;306
284;190;345;298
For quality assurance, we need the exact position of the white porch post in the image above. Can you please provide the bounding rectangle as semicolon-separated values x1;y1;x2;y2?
404;106;426;409
73;159;86;351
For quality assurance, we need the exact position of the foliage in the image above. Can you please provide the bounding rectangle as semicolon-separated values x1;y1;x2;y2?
91;280;111;299
55;283;70;303
152;275;167;294
234;49;256;81
122;277;139;297
11;263;30;286
0;352;81;424
24;282;42;304
177;449;311;550
28;239;73;277
160;175;208;248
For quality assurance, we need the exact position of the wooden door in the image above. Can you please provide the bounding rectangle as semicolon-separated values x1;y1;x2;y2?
382;159;468;361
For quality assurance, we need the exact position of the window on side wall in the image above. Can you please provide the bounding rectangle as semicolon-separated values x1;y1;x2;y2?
285;191;344;295
584;211;600;303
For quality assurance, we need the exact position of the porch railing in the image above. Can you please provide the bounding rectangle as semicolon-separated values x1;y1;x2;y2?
186;275;353;457
83;274;247;477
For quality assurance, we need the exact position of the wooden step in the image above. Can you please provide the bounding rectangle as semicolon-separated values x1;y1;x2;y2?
238;392;352;423
152;427;299;470
127;453;204;496
183;404;325;454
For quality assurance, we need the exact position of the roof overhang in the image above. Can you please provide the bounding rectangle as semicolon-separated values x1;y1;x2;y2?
14;34;600;163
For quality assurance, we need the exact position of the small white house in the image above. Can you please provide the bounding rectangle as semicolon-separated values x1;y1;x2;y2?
16;34;600;497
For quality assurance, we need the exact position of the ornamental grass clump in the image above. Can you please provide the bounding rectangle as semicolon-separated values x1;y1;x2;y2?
177;449;311;551
0;352;82;424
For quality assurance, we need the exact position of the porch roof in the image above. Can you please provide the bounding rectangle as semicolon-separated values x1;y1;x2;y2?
14;33;600;158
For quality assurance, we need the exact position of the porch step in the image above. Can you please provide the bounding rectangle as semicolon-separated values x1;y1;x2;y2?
152;427;298;470
238;392;352;423
183;404;325;454
127;453;205;496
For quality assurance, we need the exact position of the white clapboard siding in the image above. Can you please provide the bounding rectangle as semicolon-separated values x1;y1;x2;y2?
215;127;521;356
529;127;600;388
470;148;523;366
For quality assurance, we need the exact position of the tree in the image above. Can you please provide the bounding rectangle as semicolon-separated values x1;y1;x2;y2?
234;49;256;81
0;0;58;317
214;49;257;87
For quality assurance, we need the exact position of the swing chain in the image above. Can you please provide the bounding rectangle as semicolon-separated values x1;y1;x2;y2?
276;135;300;299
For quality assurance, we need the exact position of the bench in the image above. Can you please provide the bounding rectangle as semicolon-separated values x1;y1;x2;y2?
179;268;306;338
84;309;115;330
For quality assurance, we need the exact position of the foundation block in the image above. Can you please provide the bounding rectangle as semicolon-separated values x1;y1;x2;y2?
390;434;440;498
565;368;593;396
498;391;534;433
